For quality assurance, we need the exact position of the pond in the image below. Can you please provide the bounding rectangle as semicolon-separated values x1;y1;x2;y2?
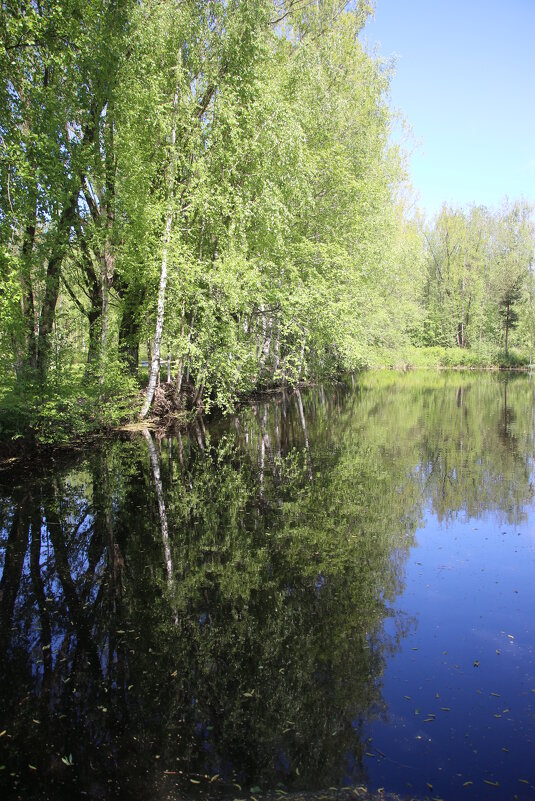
0;371;534;801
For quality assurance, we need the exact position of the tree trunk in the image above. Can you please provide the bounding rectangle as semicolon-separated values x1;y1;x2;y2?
86;265;103;369
141;79;180;419
297;336;306;380
101;111;116;363
118;311;140;375
36;194;78;377
21;197;38;372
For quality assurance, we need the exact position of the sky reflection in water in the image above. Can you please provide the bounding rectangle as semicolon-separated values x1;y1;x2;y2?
0;371;534;801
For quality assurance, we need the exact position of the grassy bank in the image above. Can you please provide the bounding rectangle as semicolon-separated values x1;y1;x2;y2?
368;345;532;371
0;348;532;454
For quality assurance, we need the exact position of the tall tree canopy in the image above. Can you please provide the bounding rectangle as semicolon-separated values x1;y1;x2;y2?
1;0;533;440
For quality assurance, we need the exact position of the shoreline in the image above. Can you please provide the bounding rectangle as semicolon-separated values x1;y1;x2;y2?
0;364;532;469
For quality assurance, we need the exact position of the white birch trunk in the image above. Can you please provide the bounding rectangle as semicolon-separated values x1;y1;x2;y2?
141;80;180;419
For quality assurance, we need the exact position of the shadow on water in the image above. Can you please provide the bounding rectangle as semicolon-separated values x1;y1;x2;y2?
1;371;534;800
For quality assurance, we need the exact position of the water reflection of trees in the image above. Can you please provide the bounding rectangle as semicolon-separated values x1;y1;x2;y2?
0;401;416;799
353;371;535;524
1;372;534;799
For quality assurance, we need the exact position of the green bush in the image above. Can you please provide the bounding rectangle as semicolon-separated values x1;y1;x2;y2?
0;361;140;447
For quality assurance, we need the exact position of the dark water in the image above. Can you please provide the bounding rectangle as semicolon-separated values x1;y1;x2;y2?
1;371;534;801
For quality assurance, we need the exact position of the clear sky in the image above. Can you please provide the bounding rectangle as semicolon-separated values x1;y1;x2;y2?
361;0;535;217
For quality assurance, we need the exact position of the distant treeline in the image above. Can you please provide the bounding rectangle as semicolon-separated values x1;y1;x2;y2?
0;1;533;440
416;201;534;360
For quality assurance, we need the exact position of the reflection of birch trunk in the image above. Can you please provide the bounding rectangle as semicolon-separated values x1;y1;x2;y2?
296;388;313;482
503;381;508;437
274;403;281;463
255;403;278;482
141;77;181;419
254;405;265;497
259;432;265;497
194;417;205;452
142;429;176;609
143;433;179;627
457;385;463;456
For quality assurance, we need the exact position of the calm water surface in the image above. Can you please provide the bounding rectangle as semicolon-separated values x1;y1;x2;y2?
0;371;534;801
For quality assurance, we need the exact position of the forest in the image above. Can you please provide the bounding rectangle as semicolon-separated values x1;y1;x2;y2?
1;0;534;445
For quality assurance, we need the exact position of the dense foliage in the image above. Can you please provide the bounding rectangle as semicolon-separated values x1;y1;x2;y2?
415;200;535;360
0;0;534;442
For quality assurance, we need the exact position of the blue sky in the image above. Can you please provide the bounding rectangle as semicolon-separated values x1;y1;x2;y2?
361;0;535;217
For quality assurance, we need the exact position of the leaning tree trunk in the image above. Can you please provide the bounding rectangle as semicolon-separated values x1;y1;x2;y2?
141;80;180;419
